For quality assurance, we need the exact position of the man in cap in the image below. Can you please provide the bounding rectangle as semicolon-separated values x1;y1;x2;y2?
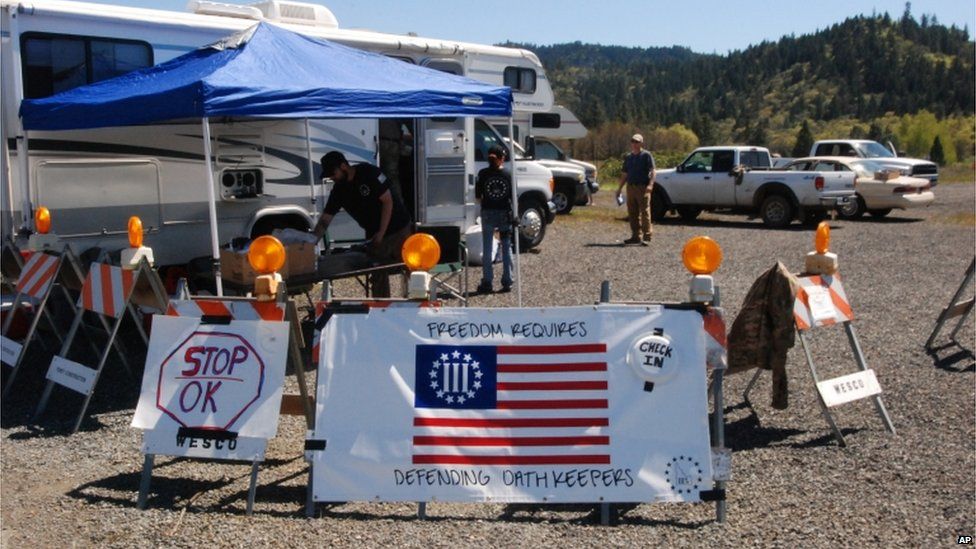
474;144;514;294
313;151;412;297
615;133;656;245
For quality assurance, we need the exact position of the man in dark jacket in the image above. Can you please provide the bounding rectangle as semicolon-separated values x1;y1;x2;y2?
313;151;412;297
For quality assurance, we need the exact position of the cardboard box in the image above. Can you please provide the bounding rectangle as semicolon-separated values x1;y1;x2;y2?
220;241;316;285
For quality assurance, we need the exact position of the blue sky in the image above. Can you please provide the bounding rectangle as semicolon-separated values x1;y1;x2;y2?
109;0;974;53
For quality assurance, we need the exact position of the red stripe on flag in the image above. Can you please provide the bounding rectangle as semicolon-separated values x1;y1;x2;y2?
497;343;606;354
496;399;608;410
414;417;609;428
497;362;606;373
496;380;607;391
413;454;611;466
413;435;609;447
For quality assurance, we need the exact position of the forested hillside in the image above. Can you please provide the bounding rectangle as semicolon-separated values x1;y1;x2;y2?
505;6;975;163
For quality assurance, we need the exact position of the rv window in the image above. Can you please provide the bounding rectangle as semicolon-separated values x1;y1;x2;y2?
503;67;537;93
531;112;561;129
22;33;152;99
534;140;563;160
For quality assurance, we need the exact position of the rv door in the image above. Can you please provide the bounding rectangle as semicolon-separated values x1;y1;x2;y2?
417;118;472;228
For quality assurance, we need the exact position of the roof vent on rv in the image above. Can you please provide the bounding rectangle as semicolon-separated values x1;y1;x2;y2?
187;1;265;20
247;1;339;28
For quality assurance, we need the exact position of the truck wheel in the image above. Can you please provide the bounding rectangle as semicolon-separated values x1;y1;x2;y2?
552;182;576;215
676;206;701;221
868;208;892;218
760;194;793;228
650;190;668;221
838;195;865;219
517;198;547;250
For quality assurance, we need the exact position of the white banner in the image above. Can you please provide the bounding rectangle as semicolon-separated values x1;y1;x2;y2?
1;335;22;367
310;305;714;503
817;369;882;407
46;355;97;395
132;315;288;439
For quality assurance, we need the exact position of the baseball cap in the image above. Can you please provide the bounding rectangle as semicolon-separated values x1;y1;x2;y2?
631;134;644;143
320;151;347;176
487;144;508;159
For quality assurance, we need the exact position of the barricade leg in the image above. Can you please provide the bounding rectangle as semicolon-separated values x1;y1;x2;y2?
285;301;314;429
2;289;54;399
925;258;975;350
948;304;974;343
33;311;86;420
417;502;426;519
305;463;315;518
246;459;260;516
137;454;155;510
843;322;896;435
711;367;727;523
798;332;846;447
742;368;762;404
70;316;125;433
600;503;610;525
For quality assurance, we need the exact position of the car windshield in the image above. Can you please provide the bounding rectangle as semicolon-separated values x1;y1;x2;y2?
502;138;527;160
849;160;887;179
854;142;896;158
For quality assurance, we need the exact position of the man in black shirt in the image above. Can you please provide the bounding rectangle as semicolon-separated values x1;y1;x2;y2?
474;145;514;294
313;151;412;297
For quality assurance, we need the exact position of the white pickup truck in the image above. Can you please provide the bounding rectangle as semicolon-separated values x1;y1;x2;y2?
653;146;855;228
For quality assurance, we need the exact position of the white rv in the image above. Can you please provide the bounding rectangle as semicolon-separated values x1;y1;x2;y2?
0;0;558;270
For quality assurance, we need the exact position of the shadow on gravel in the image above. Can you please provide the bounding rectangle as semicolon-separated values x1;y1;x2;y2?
840;216;924;224
722;408;806;451
927;343;975;372
660;218;815;231
66;455;305;517
501;502;711;528
583;243;628;248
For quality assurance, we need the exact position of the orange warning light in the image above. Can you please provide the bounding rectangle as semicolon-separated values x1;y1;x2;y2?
128;216;144;248
35;207;51;235
247;235;286;275
682;236;722;275
815;221;830;254
401;233;440;272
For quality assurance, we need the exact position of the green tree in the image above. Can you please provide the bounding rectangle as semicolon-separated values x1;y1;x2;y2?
792;120;815;157
929;135;946;165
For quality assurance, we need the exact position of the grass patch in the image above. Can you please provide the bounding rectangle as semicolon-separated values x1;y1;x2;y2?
938;162;975;184
942;212;976;226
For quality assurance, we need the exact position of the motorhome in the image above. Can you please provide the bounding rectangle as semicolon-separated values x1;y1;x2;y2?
0;0;558;270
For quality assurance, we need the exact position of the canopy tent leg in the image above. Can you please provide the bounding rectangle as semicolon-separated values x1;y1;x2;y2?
201;118;224;297
507;117;522;307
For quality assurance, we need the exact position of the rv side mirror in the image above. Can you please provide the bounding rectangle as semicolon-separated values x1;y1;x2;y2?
525;136;536;159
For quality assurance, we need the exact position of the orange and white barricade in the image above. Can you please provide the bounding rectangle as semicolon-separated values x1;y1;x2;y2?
745;224;895;447
33;258;168;433
135;236;310;516
791;271;895;446
2;245;87;398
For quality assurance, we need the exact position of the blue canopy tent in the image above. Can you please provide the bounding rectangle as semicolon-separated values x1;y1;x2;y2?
20;22;518;297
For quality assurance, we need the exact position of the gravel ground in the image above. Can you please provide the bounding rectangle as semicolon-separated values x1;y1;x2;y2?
3;182;974;547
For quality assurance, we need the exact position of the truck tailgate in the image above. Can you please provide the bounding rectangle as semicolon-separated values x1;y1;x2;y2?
819;172;856;192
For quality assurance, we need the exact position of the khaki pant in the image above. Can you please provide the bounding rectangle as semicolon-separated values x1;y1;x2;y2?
367;224;412;297
626;183;652;239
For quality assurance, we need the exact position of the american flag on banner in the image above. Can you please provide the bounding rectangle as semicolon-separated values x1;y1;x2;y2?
413;343;610;466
